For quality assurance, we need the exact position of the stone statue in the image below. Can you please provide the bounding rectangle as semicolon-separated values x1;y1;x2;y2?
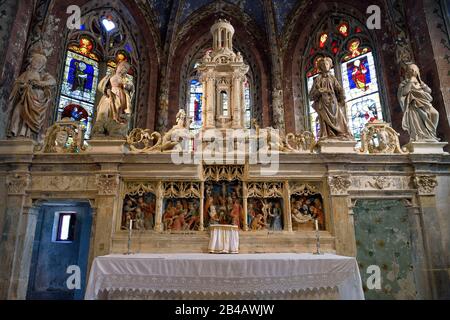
398;63;439;142
93;61;134;137
309;57;353;141
160;109;191;152
7;52;56;141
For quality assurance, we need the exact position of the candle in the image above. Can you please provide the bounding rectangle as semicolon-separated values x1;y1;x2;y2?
315;219;319;231
130;219;133;231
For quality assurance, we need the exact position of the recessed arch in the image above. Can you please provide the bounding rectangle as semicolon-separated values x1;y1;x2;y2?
164;2;271;129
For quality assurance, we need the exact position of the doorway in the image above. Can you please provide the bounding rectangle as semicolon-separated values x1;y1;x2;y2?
26;202;92;300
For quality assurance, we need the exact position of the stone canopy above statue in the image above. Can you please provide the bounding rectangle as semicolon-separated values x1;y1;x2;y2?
197;19;250;130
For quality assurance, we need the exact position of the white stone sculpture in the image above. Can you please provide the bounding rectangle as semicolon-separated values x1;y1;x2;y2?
93;61;134;137
309;57;353;141
398;63;439;142
7;52;56;141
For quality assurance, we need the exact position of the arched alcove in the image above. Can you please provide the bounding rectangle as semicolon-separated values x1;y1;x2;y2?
163;2;271;129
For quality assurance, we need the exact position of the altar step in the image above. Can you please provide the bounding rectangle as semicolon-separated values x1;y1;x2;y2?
111;231;335;254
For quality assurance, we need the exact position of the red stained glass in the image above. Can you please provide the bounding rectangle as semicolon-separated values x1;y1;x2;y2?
355;26;362;33
68;38;99;61
332;47;339;55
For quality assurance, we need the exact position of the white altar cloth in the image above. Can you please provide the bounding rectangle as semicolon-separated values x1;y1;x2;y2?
85;253;364;300
208;225;239;253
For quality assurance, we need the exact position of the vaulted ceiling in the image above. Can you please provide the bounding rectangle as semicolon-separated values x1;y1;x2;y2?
146;0;302;41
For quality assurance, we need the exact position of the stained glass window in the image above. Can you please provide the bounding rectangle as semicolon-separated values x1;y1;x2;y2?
189;79;203;132
56;13;138;140
57;45;99;139
341;52;383;140
305;17;385;142
244;80;251;129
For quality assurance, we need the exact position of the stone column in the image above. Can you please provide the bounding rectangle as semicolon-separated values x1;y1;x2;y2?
0;171;30;300
205;73;216;128
199;182;205;231
283;180;292;232
402;198;433;299
413;174;450;299
154;181;164;232
7;196;39;300
328;175;356;257
242;181;248;231
86;201;97;277
232;73;242;128
91;173;120;258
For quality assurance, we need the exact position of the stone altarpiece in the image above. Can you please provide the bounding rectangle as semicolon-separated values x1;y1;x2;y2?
0;17;449;301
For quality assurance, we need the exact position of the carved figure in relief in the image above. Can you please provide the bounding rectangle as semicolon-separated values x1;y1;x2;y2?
268;202;283;231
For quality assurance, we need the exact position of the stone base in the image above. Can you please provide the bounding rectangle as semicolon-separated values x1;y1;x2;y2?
318;140;357;154
0;139;35;155
405;141;448;154
87;139;126;154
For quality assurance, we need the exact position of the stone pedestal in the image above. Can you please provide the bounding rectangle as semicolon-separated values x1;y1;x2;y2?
405;142;448;154
87;139;126;154
318;140;357;154
0;139;35;155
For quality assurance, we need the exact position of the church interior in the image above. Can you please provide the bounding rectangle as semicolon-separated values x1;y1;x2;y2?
0;0;449;301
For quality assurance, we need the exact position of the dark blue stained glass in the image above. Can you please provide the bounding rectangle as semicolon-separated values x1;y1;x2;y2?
68;58;96;93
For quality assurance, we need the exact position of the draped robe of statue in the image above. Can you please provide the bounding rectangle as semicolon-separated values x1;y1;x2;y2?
398;64;439;142
7;54;56;140
96;62;134;124
309;61;353;141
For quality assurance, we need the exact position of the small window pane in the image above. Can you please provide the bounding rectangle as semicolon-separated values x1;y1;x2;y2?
56;213;76;242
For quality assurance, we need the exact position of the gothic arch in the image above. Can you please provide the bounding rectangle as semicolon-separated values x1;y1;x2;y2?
177;28;260;127
164;2;271;128
282;0;402;136
49;0;160;131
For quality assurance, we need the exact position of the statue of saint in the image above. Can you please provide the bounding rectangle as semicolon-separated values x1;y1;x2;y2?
309;57;353;141
398;63;439;142
7;53;56;141
96;61;134;125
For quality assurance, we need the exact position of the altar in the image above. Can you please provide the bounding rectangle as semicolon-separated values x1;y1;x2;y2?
85;253;364;300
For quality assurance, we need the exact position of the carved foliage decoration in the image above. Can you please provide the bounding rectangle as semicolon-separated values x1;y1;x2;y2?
31;175;96;192
285;131;317;153
414;175;438;195
96;174;119;196
328;176;351;195
40;120;86;153
7;174;30;195
124;182;157;197
203;165;244;182
359;121;406;154
247;182;283;198
367;176;394;190
164;182;201;199
289;183;320;196
127;129;162;153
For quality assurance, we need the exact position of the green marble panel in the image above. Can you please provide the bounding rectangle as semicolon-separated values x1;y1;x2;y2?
354;200;418;300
